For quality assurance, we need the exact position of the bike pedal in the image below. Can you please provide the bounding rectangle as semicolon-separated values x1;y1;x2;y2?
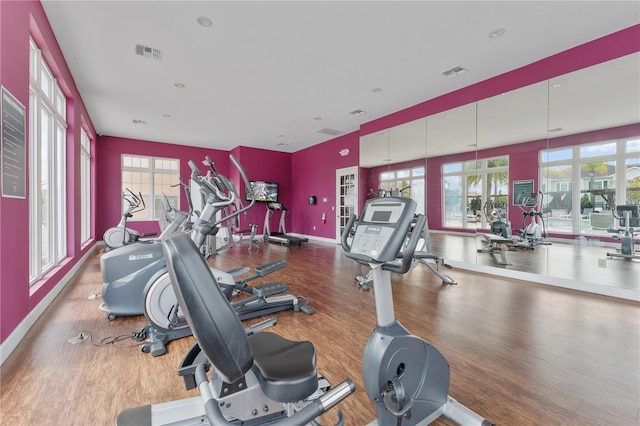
299;304;315;315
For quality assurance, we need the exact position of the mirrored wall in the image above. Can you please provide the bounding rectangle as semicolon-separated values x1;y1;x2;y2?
359;52;640;298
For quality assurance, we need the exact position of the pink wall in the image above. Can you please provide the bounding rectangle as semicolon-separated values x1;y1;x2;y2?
95;136;229;237
291;132;360;239
230;146;292;234
0;1;97;344
1;3;638;351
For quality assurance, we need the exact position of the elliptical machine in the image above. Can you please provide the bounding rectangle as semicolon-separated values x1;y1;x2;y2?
102;189;158;250
98;158;230;320
514;191;550;249
342;197;493;425
484;199;511;238
606;204;640;260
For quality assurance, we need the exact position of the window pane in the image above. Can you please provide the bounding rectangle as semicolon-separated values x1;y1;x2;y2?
580;142;616;158
380;171;394;181
396;170;410;179
464;160;481;171
542;148;572;162
626;158;640;205
412;167;425;177
542;165;573;233
487;157;508;168
443;163;461;173
627;139;640;153
443;176;462;227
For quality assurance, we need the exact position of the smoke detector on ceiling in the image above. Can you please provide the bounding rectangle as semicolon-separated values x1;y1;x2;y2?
135;44;162;61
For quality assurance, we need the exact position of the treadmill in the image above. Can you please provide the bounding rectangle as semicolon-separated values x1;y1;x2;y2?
263;202;308;245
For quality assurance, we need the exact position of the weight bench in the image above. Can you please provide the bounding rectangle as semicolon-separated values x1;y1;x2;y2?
477;233;515;265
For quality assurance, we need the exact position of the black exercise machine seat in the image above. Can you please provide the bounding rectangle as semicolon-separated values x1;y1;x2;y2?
162;232;318;402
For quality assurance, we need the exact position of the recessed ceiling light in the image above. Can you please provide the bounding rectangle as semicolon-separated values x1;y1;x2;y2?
174;83;186;89
313;117;322;121
277;142;288;146
549;83;562;89
371;88;382;93
132;119;147;125
278;134;285;138
489;28;505;38
196;16;213;27
349;109;367;116
162;114;171;118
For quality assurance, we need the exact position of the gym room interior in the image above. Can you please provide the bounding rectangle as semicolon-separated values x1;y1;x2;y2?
1;2;638;425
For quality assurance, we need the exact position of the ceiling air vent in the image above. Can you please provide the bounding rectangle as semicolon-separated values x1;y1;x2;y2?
317;128;344;136
132;119;147;125
442;66;467;78
135;44;162;61
349;109;367;116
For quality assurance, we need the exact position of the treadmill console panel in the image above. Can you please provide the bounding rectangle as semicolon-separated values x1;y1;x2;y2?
349;199;416;263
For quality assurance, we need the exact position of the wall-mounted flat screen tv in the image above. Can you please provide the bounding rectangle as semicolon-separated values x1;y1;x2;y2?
246;180;279;203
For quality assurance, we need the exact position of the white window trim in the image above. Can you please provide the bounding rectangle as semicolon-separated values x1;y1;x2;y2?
29;37;67;284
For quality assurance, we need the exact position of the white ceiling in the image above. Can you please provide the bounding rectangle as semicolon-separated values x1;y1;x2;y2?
359;52;640;167
41;1;640;157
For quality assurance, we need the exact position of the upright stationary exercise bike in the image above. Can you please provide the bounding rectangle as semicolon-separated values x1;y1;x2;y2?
606;204;640;260
342;197;493;425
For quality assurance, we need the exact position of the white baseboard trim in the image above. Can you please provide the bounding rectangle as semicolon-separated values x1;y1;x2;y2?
448;260;640;302
0;244;97;366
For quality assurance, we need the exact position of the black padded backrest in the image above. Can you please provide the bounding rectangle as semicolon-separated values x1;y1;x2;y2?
162;233;253;383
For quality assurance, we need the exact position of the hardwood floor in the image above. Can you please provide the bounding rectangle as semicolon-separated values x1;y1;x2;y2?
1;240;638;425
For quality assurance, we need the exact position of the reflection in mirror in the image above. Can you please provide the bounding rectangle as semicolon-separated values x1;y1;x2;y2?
425;103;479;265
475;81;549;272
358;52;639;299
545;52;639;291
360;118;427;213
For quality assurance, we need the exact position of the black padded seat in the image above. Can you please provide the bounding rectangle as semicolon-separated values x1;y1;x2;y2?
248;332;317;403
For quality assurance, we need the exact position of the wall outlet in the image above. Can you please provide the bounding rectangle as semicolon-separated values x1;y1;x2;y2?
598;258;607;268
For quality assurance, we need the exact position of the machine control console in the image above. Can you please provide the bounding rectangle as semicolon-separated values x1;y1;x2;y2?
347;198;416;264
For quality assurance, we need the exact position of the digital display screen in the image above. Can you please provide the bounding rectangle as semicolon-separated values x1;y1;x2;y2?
371;210;392;222
246;180;278;203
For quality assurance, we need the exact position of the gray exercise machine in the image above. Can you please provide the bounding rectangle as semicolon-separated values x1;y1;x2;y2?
102;189;160;250
355;214;457;290
116;232;354;425
264;202;309;245
342;197;493;426
606;204;640;260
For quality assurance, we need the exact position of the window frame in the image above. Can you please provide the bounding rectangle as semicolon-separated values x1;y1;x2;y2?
29;37;68;284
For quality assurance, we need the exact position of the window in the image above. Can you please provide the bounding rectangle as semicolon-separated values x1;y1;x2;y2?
442;156;509;229
540;138;639;234
121;155;180;220
379;166;425;214
80;127;92;244
29;38;67;284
